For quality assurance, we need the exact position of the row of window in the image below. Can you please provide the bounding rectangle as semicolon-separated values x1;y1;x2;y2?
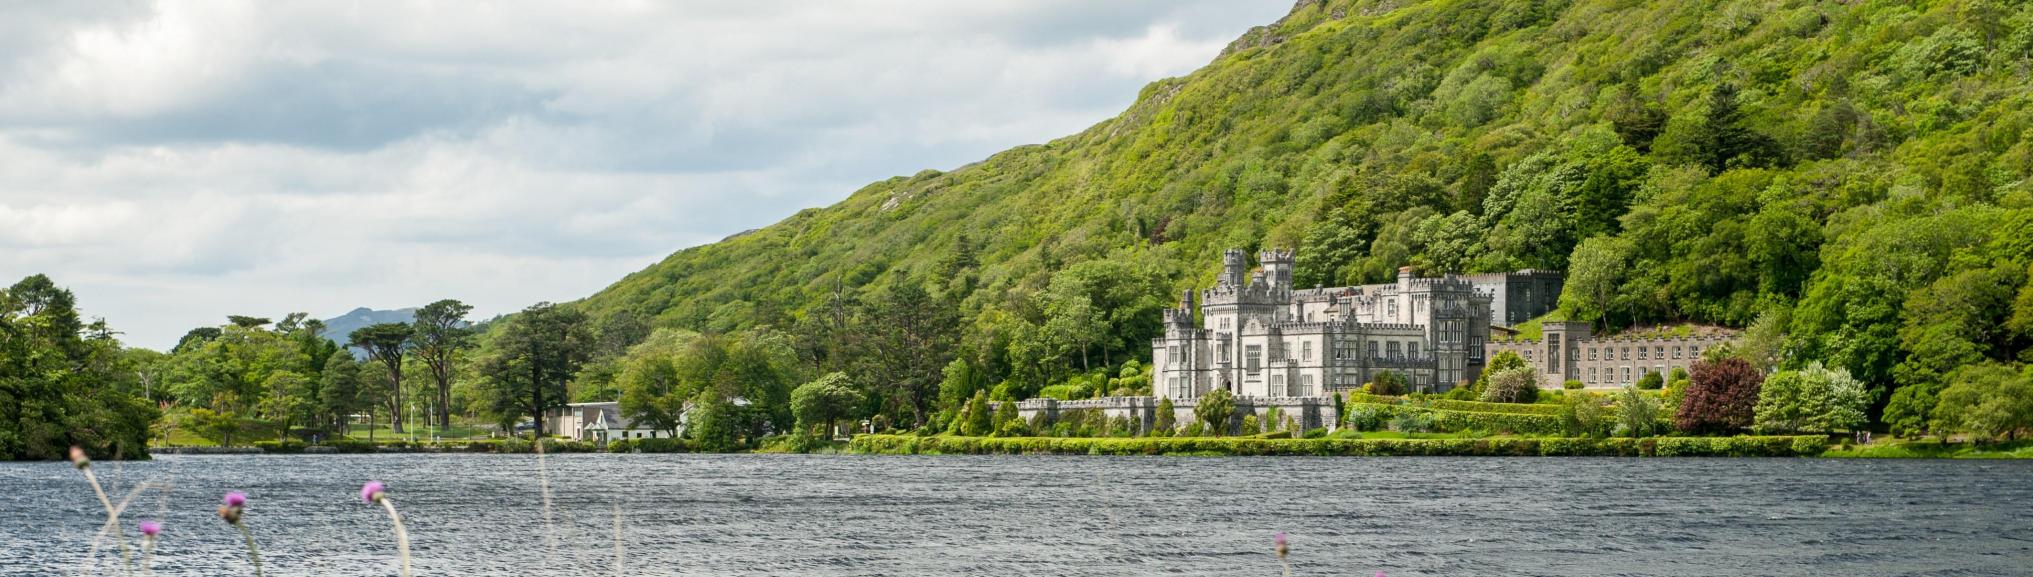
1523;343;1705;362
1585;365;1670;384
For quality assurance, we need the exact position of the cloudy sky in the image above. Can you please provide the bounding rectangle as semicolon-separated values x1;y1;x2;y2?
0;1;1286;350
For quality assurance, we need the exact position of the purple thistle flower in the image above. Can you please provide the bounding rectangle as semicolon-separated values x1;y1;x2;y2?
224;491;248;507
361;481;386;504
138;520;162;537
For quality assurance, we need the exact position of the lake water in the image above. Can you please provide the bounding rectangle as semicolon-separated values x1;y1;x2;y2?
4;454;2030;576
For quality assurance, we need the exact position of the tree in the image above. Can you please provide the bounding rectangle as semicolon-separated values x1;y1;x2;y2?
1480;367;1541;404
1559;392;1609;437
961;390;994;437
1561;236;1633;328
687;389;744;452
991;396;1021;437
1196;388;1235;436
349;323;415;434
1929;364;2033;441
1153;396;1177;436
1674;358;1764;434
1753;362;1871;434
852;282;959;427
411;299;473;429
319;350;365;437
482;302;593;438
1367;371;1409;396
1474;350;1528;393
617;354;687;437
0;274;157;460
1613;387;1663;437
792;372;862;437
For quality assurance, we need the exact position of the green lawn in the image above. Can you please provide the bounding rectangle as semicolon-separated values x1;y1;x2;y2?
341;422;492;440
1820;439;2033;459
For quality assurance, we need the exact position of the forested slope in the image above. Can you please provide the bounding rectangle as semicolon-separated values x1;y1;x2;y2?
574;0;2033;420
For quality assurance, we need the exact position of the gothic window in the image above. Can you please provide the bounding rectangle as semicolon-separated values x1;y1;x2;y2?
1408;342;1420;359
1656;346;1666;359
1300;375;1315;396
1245;345;1262;373
1387;342;1402;358
1588;367;1597;383
1588;347;1598;361
1547;341;1561;372
1167;345;1181;365
1388;300;1398;317
1368;342;1379;359
1302;341;1313;362
1621;347;1631;360
1221;318;1231;330
1621;367;1631;382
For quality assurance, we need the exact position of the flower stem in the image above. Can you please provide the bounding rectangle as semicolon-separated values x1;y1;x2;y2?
139;538;156;577
234;521;264;577
80;467;136;577
379;497;412;577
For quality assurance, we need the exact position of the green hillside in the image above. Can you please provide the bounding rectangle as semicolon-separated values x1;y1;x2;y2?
574;0;2033;419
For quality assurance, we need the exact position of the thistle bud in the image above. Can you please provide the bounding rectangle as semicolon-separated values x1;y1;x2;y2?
69;446;90;470
360;481;386;504
1274;532;1288;559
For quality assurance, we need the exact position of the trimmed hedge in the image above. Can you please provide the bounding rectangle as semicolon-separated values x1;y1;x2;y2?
606;438;693;453
1423;399;1565;416
1346;403;1564;435
847;434;1830;457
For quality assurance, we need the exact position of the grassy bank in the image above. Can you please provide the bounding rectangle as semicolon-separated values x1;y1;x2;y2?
848;434;1831;457
1819;439;2033;459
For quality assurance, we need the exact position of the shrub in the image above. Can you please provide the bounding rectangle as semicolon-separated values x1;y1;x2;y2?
1153;397;1177;436
606;438;634;453
1241;415;1261;435
1426;399;1563;416
1367;371;1409;395
1389;411;1435;433
1613;387;1664;437
633;437;693;453
1180;422;1206;437
1442;386;1478;400
1558;393;1611;437
1563;380;1586;390
1196;388;1235;435
1480;367;1541;403
1343;404;1390;431
1302;427;1328;439
1676;358;1764;434
1754;361;1871;434
1635;372;1664;390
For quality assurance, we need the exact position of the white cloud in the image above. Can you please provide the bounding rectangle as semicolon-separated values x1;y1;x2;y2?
0;0;1288;349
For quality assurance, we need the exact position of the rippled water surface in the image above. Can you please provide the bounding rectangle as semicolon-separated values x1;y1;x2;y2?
5;454;2031;576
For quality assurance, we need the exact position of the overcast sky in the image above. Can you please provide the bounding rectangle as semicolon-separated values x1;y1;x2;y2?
0;1;1286;350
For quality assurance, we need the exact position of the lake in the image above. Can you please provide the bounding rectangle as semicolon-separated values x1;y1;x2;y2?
5;454;2030;576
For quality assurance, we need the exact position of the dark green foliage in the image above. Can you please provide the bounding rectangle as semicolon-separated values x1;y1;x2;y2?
1196;388;1235;435
1152;396;1176;436
792;372;862;437
1367;371;1410;395
1635;372;1663;390
0;275;158;460
411;299;473;429
477;302;594;435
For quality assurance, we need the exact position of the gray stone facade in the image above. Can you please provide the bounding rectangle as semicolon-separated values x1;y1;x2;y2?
1461;269;1563;327
1151;248;1513;398
1484;321;1737;390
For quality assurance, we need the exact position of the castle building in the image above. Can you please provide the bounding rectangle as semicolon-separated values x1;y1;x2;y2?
1483;321;1736;389
1152;249;1548;398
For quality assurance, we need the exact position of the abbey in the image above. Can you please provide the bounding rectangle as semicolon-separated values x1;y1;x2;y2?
1150;249;1560;399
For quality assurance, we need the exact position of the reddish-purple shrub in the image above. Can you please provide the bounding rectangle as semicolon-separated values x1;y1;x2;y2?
1674;358;1764;434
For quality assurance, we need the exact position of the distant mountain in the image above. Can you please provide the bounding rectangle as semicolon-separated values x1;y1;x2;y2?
321;307;418;346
